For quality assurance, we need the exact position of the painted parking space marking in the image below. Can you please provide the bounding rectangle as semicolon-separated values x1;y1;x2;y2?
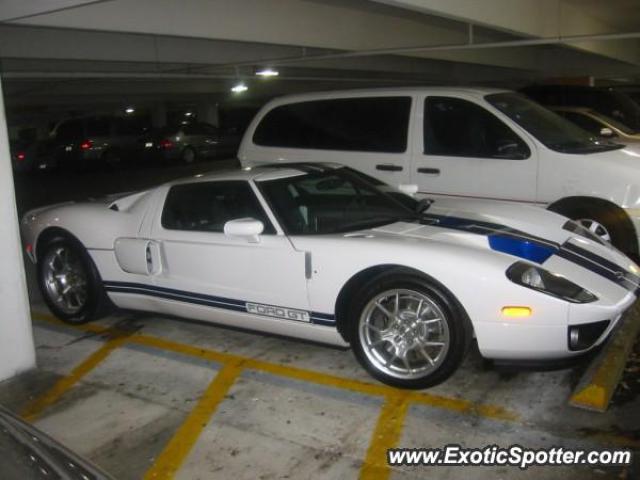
144;360;245;479
26;310;640;479
360;393;410;480
21;334;128;422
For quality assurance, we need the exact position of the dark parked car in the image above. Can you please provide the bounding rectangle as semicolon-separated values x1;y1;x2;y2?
522;85;640;133
46;115;151;170
0;405;112;479
144;122;241;164
10;140;56;174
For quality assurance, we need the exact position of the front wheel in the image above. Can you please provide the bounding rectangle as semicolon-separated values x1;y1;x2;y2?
347;273;471;389
550;202;637;256
38;238;112;324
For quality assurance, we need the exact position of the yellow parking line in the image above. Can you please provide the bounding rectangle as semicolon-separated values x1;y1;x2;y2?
31;312;517;422
360;393;410;480
21;335;127;422
570;307;640;412
143;360;244;480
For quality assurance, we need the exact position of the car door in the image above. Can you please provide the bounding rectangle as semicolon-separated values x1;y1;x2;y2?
149;180;310;323
412;95;538;203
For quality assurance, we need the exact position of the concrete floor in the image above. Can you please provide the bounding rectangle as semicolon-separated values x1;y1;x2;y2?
2;161;639;479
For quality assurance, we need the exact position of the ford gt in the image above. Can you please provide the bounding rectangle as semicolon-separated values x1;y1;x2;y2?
21;163;639;388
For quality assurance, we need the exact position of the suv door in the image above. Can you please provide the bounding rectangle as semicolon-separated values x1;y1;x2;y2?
149;180;310;323
413;95;538;203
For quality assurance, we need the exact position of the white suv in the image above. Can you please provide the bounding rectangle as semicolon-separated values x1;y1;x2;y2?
239;87;640;257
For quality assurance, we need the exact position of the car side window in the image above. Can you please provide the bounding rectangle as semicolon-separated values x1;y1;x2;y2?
55;120;84;141
424;97;530;160
86;117;111;137
161;181;275;234
253;97;411;153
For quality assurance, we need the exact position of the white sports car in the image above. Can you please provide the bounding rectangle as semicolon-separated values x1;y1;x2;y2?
21;163;639;388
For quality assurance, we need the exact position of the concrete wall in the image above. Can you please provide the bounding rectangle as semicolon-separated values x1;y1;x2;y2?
0;78;36;382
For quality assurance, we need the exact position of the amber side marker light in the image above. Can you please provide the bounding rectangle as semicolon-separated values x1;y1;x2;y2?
501;306;532;318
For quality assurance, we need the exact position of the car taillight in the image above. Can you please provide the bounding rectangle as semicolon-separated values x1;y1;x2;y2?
16;152;26;161
159;139;174;149
80;140;93;150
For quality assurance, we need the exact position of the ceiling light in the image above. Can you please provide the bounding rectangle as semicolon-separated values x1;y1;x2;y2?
125;107;135;114
231;83;248;93
185;111;193;117
256;68;279;77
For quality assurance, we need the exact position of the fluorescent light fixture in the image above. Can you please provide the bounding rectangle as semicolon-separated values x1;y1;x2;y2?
256;68;279;77
231;83;248;93
125;107;135;114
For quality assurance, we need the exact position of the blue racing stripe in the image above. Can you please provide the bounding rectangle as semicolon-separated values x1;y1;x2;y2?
103;281;336;326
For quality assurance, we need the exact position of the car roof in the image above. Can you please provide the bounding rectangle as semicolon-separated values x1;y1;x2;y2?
263;86;510;105
167;162;343;186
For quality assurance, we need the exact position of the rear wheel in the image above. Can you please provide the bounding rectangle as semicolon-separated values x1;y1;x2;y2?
38;238;111;324
347;272;471;389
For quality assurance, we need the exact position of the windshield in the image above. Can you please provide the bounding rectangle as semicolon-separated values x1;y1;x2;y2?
597;112;636;136
257;168;418;235
486;93;623;154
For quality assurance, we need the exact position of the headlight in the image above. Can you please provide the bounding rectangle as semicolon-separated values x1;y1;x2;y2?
506;262;598;303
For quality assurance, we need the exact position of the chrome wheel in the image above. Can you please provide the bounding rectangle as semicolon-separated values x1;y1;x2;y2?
42;246;88;315
358;289;450;380
577;218;612;243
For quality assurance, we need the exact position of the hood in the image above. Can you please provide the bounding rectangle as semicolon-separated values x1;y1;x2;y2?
427;198;571;245
365;200;639;297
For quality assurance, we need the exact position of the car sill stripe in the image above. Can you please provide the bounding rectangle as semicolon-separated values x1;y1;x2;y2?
102;281;336;326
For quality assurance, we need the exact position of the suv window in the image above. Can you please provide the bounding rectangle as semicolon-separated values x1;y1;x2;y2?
424;97;529;159
161;181;275;233
253;97;411;153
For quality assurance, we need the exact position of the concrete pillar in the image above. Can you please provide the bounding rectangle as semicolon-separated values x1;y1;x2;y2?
151;103;167;128
0;78;36;382
197;101;219;127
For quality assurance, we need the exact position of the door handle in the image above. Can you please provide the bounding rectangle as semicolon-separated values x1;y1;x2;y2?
145;244;154;272
417;167;441;175
376;164;403;172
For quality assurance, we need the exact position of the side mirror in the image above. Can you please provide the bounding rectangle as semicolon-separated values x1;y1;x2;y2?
398;184;419;197
599;127;616;138
224;217;264;242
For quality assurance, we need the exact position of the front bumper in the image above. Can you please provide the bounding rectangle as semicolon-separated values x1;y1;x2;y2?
474;291;636;360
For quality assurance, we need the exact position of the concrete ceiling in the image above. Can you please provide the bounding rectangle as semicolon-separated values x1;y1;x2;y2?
1;0;640;119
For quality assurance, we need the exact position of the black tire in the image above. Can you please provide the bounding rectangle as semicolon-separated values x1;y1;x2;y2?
37;237;112;324
181;146;197;164
550;202;636;256
346;271;472;389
